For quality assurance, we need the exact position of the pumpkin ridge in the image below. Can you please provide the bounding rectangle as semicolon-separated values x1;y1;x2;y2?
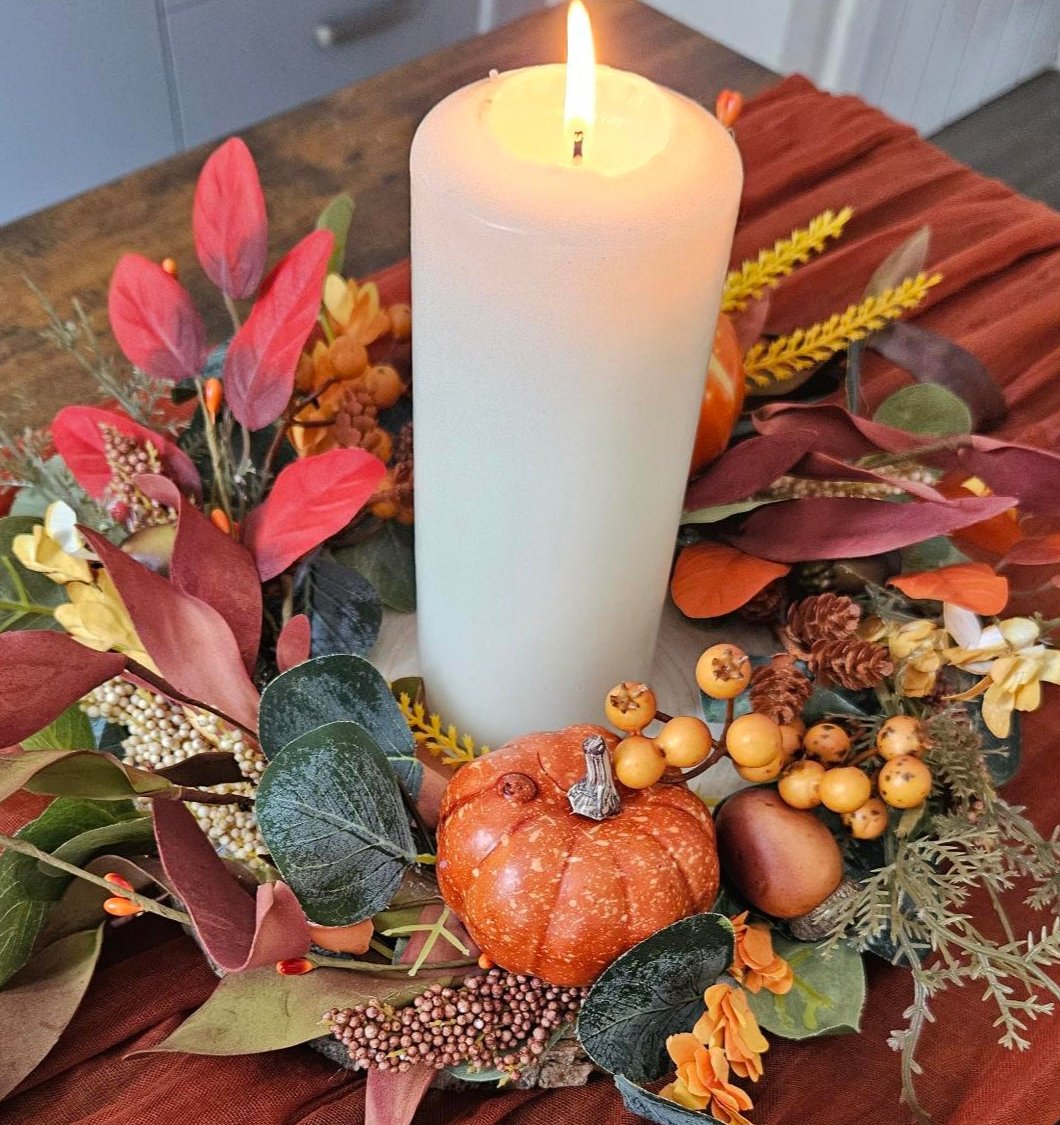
606;830;635;938
533;829;581;977
534;743;572;799
649;792;717;837
636;819;698;907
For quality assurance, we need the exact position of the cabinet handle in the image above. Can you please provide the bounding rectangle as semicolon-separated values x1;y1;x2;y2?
314;0;419;47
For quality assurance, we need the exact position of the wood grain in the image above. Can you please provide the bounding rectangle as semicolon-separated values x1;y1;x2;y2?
0;0;773;432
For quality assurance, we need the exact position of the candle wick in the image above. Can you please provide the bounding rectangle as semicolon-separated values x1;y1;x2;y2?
572;129;584;163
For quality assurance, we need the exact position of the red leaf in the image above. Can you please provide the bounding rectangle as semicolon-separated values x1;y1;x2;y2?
243;448;386;581
137;475;261;674
671;542;790;618
223;229;334;430
108;254;207;382
81;529;260;731
276;614;311;671
1003;534;1060;566
890;563;1009;615
153;801;309;972
0;633;124;747
52;405;201;501
729;494;1017;563
193;138;268;300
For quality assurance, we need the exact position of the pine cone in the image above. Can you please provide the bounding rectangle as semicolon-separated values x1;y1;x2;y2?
739;578;789;625
810;637;893;691
783;592;861;658
749;654;813;724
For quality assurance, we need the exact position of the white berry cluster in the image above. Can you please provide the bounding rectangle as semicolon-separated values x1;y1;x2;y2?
81;677;266;863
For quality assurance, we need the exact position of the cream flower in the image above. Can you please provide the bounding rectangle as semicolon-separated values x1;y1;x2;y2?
12;522;92;586
54;570;155;669
943;606;1060;738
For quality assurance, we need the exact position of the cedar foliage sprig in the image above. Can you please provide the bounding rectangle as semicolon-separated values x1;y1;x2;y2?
823;711;1060;1124
721;207;854;312
744;272;942;390
398;694;489;767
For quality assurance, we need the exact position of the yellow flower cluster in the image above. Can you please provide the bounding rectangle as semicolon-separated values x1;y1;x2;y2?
12;502;154;668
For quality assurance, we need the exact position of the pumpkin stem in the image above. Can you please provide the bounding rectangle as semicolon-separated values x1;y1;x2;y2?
568;735;622;821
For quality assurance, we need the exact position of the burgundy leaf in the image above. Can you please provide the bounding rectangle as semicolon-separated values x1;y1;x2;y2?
1002;534;1060;567
52;406;202;501
276;614;312;671
365;1067;435;1125
193;137;268;300
223;229;334;430
0;633;124;747
81;529;260;731
154;801;308;972
243;448;386;581
753;402;927;460
728;494;1017;563
730;291;772;353
137;475;262;673
956;445;1060;516
869;322;1007;432
685;430;816;509
108;254;208;382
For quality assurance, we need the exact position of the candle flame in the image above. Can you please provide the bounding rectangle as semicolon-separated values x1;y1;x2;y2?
564;1;596;159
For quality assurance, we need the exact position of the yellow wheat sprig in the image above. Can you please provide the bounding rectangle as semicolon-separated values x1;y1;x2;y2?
743;271;942;390
398;693;489;767
722;207;855;313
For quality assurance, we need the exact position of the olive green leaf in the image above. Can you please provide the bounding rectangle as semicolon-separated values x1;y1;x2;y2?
681;498;782;525
0;925;104;1098
334;521;415;612
873;383;972;437
0;798;139;986
20;705;94;751
256;721;417;926
0;747;174;804
137;962;437;1056
615;1075;724;1125
0;515;65;633
258;653;421;793
744;931;865;1039
316;193;355;275
577;913;735;1084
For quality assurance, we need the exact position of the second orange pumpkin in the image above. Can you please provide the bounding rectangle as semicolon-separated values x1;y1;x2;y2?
690;312;746;475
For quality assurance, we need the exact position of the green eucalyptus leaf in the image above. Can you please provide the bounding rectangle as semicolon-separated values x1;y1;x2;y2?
333;522;415;612
256;721;417;926
577;913;735;1083
136;962;437;1056
0;799;137;986
316;193;355;275
873;384;972;437
443;1061;509;1084
0;925;104;1099
21;706;95;751
615;1075;724;1125
900;536;970;574
0;515;65;633
744;932;865;1039
801;685;873;725
306;554;382;658
258;653;421;793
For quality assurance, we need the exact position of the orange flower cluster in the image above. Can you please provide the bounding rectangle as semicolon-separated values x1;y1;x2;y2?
729;912;794;995
290;275;410;460
659;979;770;1124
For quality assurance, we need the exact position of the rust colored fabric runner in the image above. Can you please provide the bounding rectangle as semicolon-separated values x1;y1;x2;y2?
5;75;1060;1125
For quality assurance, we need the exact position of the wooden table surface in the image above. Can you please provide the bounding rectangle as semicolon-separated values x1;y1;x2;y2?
0;0;773;433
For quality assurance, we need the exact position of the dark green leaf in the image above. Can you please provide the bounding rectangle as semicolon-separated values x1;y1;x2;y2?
615;1075;724;1125
1;747;174;802
0;799;136;986
845;339;864;415
256;721;417;925
21;705;94;751
390;676;425;709
333;522;415;612
136;962;437;1056
49;815;154;868
154;752;245;787
681;499;781;525
577;913;735;1083
744;932;865;1039
316;194;355;275
0;926;103;1098
0;516;65;633
258;653;421;792
899;536;970;574
802;685;874;725
307;554;382;658
873;384;972;437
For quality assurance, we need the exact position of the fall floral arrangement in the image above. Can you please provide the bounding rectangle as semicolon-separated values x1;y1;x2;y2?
2;92;1060;1125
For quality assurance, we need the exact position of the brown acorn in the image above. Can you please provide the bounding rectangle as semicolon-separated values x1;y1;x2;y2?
715;787;844;920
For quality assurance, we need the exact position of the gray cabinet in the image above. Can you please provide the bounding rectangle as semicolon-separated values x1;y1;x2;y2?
165;0;480;147
0;0;176;224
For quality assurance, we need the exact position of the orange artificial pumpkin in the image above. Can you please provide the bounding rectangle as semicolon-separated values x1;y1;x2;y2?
690;312;746;475
436;724;720;987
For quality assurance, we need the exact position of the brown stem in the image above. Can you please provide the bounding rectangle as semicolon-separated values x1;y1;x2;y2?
126;662;258;740
568;735;622;819
661;697;734;786
861;435;974;472
171;787;253;808
654;709;675;724
260;378;344;482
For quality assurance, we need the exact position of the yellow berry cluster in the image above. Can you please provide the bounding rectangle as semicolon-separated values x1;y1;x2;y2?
602;681;714;789
776;714;932;838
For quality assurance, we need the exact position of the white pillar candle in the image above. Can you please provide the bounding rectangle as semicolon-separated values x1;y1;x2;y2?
410;3;742;746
